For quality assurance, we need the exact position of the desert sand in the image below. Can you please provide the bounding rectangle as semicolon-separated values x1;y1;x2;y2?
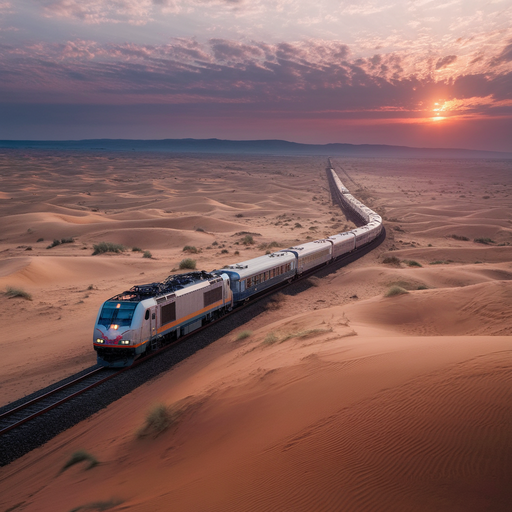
1;150;511;511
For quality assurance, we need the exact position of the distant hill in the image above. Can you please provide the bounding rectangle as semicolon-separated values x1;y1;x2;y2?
1;138;511;159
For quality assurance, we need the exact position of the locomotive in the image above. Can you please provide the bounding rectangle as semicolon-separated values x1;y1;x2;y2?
93;168;383;367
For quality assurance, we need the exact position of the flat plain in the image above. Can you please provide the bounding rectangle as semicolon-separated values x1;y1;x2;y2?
1;150;511;511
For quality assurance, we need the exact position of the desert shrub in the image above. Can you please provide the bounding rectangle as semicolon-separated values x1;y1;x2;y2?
61;237;74;244
179;258;196;269
385;286;409;297
482;195;490;199
429;260;444;265
143;250;152;258
47;239;61;249
221;249;229;254
241;234;254;245
137;403;180;439
92;242;126;255
5;286;32;300
474;237;495;245
87;284;95;290
236;330;252;340
235;213;244;218
451;234;469;241
263;332;279;345
132;247;143;252
212;241;218;246
403;259;422;267
417;285;428;290
294;222;303;228
382;256;400;265
268;241;280;248
36;237;44;242
183;245;199;253
234;250;240;255
195;227;205;232
309;226;317;231
61;450;98;473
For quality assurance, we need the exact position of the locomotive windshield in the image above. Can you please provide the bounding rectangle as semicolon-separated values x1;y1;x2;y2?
98;302;138;327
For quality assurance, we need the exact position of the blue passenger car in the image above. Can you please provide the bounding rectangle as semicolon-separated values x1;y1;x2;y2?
217;252;297;302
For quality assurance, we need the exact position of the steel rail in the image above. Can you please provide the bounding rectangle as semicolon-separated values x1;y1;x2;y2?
0;368;122;436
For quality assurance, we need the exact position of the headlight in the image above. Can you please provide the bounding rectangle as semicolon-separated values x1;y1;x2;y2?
120;340;130;345
96;338;104;344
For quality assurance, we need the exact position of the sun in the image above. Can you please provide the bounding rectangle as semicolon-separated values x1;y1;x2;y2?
431;102;447;122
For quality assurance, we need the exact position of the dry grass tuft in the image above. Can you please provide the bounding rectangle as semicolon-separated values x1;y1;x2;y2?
235;330;252;340
179;258;196;269
5;286;32;300
382;256;401;265
137;403;181;439
61;450;98;473
92;242;125;255
385;285;409;297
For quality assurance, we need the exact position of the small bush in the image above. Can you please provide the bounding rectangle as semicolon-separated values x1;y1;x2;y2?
183;245;199;253
36;237;44;242
417;285;428;290
294;222;303;228
61;237;74;244
241;234;254;245
474;237;495;245
482;195;490;199
61;450;98;473
382;256;401;265
235;213;244;218
132;247;143;252
179;258;196;270
142;250;152;258
385;286;409;297
264;332;279;345
212;241;218;246
87;284;95;290
221;249;229;254
195;227;205;232
451;234;469;241
268;241;280;248
234;250;240;255
236;330;252;340
403;260;422;267
5;286;32;300
137;403;180;439
92;242;126;255
47;239;61;249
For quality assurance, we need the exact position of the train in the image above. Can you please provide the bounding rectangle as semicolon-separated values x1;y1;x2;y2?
93;167;383;367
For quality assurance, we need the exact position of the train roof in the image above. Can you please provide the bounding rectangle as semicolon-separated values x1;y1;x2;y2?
281;239;332;257
107;270;220;302
219;251;296;279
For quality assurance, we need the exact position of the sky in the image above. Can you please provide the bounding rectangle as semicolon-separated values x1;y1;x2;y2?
0;0;512;151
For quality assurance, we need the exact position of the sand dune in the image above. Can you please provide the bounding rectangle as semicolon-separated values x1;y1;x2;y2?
1;152;511;511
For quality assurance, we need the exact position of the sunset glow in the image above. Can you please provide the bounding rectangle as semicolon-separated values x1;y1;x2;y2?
0;0;511;151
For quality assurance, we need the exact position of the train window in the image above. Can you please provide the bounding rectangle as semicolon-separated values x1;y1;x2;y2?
145;310;150;320
99;302;138;327
247;277;252;288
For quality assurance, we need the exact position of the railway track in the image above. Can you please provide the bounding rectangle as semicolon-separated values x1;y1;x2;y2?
1;164;385;465
0;367;120;436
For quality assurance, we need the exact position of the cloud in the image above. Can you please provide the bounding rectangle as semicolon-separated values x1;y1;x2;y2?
0;36;511;127
435;55;457;70
491;39;512;66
